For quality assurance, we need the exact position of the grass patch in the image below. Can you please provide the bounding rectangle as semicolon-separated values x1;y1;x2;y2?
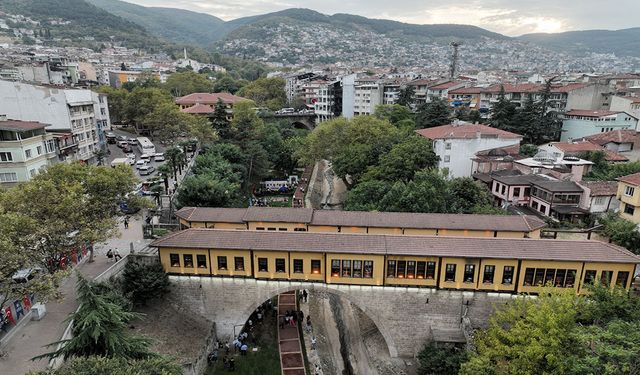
206;302;281;375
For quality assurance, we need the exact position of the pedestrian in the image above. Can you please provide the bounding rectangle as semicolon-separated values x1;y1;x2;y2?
224;342;230;354
229;357;235;371
223;356;229;369
240;343;248;355
232;338;240;352
257;311;263;322
113;249;122;262
311;336;317;350
106;249;113;261
280;316;285;329
299;310;304;322
248;319;253;331
303;289;308;303
290;314;296;327
314;363;322;375
123;217;129;229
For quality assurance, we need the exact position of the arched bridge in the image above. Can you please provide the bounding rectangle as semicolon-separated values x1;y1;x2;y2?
168;275;514;358
259;113;317;130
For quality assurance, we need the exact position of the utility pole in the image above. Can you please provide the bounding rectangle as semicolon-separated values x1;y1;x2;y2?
450;41;462;79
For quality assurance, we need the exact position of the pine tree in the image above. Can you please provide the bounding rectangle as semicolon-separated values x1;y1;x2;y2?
211;99;231;140
35;274;154;361
512;95;539;143
489;86;517;131
535;79;562;143
415;97;452;129
397;86;415;108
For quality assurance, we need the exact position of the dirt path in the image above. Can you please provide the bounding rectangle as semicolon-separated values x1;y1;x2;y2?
278;292;306;375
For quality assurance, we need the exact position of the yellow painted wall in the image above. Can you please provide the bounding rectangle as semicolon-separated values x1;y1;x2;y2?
190;222;207;228
384;255;439;287
253;251;290;279
579;262;637;291
617;182;640;223
179;218;190;228
528;229;541;239
210;249;252;277
402;228;438;236
367;227;403;235
496;231;527;238
248;222;308;231
476;259;519;292
289;253;324;281
325;253;384;286
438;229;467;237
517;260;583;293
439;257;480;290
160;247;211;276
340;226;368;234
307;225;339;233
208;222;248;230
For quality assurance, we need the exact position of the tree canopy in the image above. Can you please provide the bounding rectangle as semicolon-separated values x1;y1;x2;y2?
415;97;452;129
237;77;287;110
164;71;213;97
33;356;182;375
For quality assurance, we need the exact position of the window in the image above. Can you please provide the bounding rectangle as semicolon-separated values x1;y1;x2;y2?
406;261;416;279
416;262;426;279
523;268;535;286
513;187;521;197
534;268;545;285
483;265;495;284
29;169;36;177
625;185;635;196
445;142;451;150
352;260;362;278
342;260;351;277
183;254;193;268
311;260;321;274
426;262;436;279
463;264;475;283
555;269;566;286
0;172;17;182
565;270;577;287
36;145;42;155
331;260;340;277
235;257;244;271
594;196;605;205
25;149;32;158
624;204;635;216
217;256;227;270
387;260;396;278
258;258;268;272
294;228;307;232
502;266;514;284
197;255;207;268
275;258;286;273
267;227;276;231
443;155;450;162
584;270;597;285
278;228;287;231
616;271;629;287
363;261;373;278
445;264;456;282
397;261;406;278
544;269;555;285
256;227;265;230
501;185;506;195
170;254;180;267
293;259;303;273
601;270;613;286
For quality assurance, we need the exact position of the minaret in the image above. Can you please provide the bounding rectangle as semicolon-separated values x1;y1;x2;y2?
183;47;188;60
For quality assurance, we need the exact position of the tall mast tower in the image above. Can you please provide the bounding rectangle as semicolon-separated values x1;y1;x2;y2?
449;41;462;79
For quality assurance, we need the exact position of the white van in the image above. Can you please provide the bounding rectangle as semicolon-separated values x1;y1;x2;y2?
135;160;147;170
154;153;165;162
140;154;151;162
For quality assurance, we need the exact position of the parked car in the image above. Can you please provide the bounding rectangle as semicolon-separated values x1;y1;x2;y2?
140;154;151;162
154;153;165;162
12;268;43;283
128;137;137;145
122;144;132;153
106;132;117;144
135;160;147;170
116;135;127;142
117;140;128;148
119;201;140;214
139;165;156;176
126;153;136;165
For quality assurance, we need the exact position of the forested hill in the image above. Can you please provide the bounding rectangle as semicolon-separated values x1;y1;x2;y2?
518;28;640;58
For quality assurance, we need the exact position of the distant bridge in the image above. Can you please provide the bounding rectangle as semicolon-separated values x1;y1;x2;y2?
260;113;317;130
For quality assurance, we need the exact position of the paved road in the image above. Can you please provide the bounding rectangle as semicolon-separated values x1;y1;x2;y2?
105;128;168;182
0;216;150;375
278;292;306;375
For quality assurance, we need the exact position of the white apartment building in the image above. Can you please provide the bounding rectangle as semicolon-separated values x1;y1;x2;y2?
0;79;106;163
353;79;383;116
610;96;640;120
416;122;523;178
0;116;57;186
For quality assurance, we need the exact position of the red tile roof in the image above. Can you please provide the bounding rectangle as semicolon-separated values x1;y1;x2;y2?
603;150;629;162
584;129;637;145
449;87;483;94
564;110;621;117
175;92;246;105
175;207;246;223
550;140;603;153
180;103;213;114
415;123;522;140
579;181;618;197
0;119;49;132
617;172;640;186
430;81;461;90
242;207;314;223
150;229;640;264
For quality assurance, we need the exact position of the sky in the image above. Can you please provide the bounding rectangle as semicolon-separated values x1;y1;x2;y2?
125;0;639;36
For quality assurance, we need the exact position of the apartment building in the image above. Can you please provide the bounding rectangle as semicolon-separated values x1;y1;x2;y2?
0;79;106;163
616;172;640;224
0;117;57;186
560;110;638;141
610;96;640;120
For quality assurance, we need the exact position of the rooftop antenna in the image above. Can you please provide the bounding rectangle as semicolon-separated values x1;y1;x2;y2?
450;41;462;79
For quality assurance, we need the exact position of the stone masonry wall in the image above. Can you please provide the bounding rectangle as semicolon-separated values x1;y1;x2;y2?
168;276;516;358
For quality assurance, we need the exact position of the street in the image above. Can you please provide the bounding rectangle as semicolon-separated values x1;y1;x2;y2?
105;127;168;182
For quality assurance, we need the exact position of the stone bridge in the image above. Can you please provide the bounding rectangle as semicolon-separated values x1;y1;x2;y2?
169;276;516;358
260;113;317;130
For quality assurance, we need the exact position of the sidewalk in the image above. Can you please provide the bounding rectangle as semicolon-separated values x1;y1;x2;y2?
0;217;149;375
278;292;306;375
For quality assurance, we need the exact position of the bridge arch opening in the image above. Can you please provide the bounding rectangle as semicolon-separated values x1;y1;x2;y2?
236;285;399;358
291;121;313;130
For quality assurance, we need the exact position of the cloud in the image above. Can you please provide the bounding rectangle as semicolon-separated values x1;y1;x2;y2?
124;0;639;36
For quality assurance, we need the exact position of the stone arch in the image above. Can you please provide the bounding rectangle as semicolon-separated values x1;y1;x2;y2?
291;120;314;130
236;283;399;358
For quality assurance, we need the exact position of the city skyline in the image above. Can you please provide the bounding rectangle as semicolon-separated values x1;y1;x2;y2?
124;0;640;36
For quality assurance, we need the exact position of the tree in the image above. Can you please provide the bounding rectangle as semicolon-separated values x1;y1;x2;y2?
1;163;138;274
142;103;215;146
176;173;243;208
415;97;452;129
35;274;154;361
520;144;539;157
122;72;161;92
213;75;241;94
536;79;562;143
362;134;438;183
468;110;483;124
164;71;213;97
396;86;415;107
512;95;539;142
343;180;393;211
460;289;579;375
417;343;468;375
211;99;232;140
124;87;173;130
164;147;185;180
374;104;415;127
33;356;182;375
97;86;129;124
447;177;495;214
237;77;286;110
92;149;107;166
121;262;169;306
231;100;263;146
599;213;640;254
489;86;517;132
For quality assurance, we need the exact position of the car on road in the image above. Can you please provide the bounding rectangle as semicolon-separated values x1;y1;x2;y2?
122;144;132;153
139;165;156;176
117;140;128;148
135;160;147;170
140;154;151;162
154;153;165;162
106;132;117;144
128;137;137;145
116;135;127;142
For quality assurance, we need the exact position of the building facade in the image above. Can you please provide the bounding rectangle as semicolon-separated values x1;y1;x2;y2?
617;173;640;224
561;110;638;141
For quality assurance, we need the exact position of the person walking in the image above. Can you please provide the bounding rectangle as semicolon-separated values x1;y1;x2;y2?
113;249;122;262
240;343;248;355
311;336;317;350
106;249;113;261
303;289;308;303
123;217;129;229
